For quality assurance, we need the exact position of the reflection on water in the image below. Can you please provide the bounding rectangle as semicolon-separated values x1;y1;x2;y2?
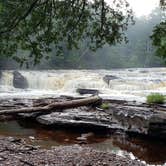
0;120;166;165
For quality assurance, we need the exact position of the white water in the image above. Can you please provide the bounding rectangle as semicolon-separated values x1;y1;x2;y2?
1;68;166;102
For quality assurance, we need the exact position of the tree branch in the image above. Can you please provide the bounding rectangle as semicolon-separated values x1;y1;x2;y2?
0;0;40;35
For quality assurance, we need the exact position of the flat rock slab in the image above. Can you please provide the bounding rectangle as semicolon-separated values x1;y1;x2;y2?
37;107;121;130
2;98;166;139
0;137;144;166
36;102;166;139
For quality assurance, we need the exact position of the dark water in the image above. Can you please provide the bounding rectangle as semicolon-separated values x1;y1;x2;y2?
0;120;166;165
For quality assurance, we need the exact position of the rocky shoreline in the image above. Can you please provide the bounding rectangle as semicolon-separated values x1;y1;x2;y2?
15;97;166;139
0;97;166;165
0;136;144;166
1;97;166;139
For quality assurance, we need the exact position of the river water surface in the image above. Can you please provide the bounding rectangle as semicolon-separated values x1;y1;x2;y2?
1;68;166;102
1;68;166;165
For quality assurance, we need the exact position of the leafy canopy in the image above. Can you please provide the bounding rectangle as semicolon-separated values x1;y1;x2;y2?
0;0;133;66
151;0;166;61
151;21;166;60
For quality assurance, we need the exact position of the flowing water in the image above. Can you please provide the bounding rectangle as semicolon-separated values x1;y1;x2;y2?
0;119;166;165
1;68;166;102
1;68;166;165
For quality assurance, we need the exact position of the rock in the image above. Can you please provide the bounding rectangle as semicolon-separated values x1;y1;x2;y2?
76;88;99;95
29;136;35;140
128;69;134;72
18;112;41;119
0;138;144;166
35;101;166;139
139;70;148;73
103;75;119;85
64;139;69;142
81;132;94;138
13;71;28;89
76;137;87;141
76;132;94;143
7;97;166;139
36;107;115;130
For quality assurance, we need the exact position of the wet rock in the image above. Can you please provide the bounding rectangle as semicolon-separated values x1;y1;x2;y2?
18;112;41;118
108;104;154;134
36;107;116;130
35;101;166;139
139;70;148;73
103;75;119;85
76;88;99;95
76;132;94;143
6;97;166;139
128;69;134;72
76;136;87;141
13;71;28;89
81;132;94;138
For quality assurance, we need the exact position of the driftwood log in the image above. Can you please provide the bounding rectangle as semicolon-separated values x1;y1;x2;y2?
0;96;102;115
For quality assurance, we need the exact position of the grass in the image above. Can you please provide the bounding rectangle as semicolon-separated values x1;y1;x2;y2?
100;103;110;110
146;93;165;104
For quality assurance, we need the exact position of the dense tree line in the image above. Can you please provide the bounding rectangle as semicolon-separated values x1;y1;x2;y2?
0;0;133;67
0;1;165;69
30;8;166;69
0;7;165;69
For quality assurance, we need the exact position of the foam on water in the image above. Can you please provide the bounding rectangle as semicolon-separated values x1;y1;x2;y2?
0;68;166;102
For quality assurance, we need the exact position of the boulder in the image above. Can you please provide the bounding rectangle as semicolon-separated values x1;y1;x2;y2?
103;75;119;85
76;88;99;95
13;71;28;89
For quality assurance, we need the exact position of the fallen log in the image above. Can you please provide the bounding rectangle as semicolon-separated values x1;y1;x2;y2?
0;96;102;115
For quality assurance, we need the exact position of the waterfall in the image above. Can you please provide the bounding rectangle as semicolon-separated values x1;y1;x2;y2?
0;68;166;101
19;70;107;91
0;71;14;91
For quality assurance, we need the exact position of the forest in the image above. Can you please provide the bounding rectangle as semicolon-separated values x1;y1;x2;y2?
0;3;165;69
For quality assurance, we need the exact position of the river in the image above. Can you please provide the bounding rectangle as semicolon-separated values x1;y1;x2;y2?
1;67;166;165
1;68;166;102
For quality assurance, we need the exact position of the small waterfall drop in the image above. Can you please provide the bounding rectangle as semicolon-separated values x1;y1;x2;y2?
0;68;166;101
0;71;14;91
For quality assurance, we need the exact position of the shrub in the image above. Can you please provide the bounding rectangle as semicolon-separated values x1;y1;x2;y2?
100;103;110;109
146;93;165;104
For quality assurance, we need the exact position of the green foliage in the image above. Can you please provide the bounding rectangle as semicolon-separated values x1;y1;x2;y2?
100;103;110;110
0;8;165;70
0;0;133;66
151;21;166;61
146;93;165;104
160;0;166;9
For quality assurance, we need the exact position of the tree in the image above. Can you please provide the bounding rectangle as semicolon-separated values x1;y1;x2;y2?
0;0;133;67
151;1;166;61
151;21;166;60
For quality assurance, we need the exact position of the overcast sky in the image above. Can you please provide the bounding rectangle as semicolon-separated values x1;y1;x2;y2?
106;0;159;17
127;0;159;16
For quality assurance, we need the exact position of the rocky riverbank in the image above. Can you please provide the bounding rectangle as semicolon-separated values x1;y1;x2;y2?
0;136;144;166
15;97;166;139
1;97;166;139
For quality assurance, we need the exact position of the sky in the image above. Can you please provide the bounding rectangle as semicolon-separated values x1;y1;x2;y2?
127;0;159;17
106;0;159;17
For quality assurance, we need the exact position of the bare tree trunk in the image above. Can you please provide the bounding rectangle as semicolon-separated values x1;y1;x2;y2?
0;96;102;115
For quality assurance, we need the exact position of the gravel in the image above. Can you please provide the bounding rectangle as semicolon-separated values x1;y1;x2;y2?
0;137;144;166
